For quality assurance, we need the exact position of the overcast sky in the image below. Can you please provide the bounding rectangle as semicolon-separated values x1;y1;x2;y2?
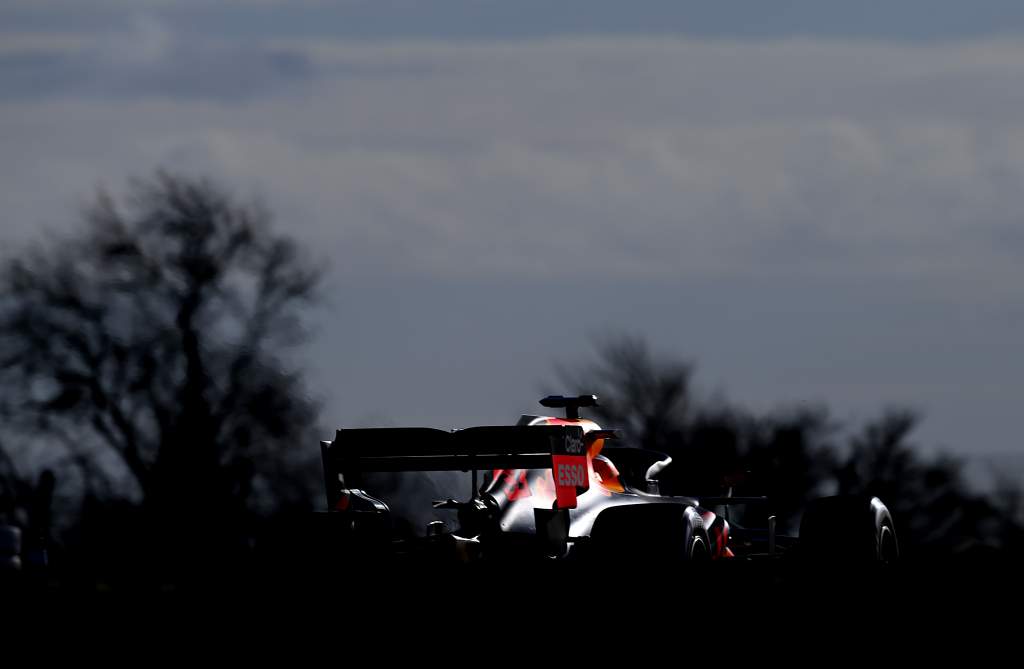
2;2;1023;460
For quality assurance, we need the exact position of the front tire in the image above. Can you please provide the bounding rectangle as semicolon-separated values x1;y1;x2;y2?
799;495;899;564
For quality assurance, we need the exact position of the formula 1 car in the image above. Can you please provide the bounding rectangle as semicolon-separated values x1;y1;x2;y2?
318;395;899;566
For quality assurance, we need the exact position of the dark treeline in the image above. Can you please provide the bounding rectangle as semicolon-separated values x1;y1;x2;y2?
558;335;1024;560
1;171;1022;591
0;172;324;585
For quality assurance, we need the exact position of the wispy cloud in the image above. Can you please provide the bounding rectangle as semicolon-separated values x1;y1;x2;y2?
9;36;1024;292
4;23;1024;452
7;1;1024;42
0;16;314;102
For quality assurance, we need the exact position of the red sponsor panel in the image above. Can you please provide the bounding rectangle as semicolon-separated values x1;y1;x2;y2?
552;454;589;509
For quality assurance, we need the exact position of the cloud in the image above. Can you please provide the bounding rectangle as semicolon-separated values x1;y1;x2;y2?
0;16;315;102
4;33;1024;453
7;1;1024;42
4;35;1024;294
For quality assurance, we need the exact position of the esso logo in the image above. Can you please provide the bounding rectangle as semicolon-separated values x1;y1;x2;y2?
557;463;586;488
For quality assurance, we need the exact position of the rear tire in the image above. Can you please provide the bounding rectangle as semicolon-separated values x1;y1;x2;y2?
590;504;711;567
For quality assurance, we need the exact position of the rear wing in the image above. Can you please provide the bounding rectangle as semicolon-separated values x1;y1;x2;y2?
321;425;588;510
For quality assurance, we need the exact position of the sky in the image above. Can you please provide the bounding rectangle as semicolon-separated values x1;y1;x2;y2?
2;2;1023;465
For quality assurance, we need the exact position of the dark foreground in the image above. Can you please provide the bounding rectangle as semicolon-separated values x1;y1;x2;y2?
5;556;1021;616
3;561;1020;656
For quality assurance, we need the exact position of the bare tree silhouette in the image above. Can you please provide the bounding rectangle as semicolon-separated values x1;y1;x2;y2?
0;171;323;571
556;334;693;454
558;334;1024;556
834;409;1022;557
557;336;835;512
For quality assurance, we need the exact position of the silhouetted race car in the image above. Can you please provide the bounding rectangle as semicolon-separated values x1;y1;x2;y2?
318;395;899;567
